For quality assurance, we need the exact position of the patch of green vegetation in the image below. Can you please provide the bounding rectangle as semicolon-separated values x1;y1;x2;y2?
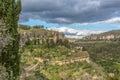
19;25;109;80
20;38;107;80
79;41;120;80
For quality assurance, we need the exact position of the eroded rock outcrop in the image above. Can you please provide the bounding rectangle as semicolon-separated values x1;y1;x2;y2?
83;30;120;40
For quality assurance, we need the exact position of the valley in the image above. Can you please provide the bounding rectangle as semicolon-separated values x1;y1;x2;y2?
19;25;120;80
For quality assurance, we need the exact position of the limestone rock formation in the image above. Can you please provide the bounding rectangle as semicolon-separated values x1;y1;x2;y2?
83;30;120;40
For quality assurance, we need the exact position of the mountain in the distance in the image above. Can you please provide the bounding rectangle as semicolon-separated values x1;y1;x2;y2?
82;30;120;40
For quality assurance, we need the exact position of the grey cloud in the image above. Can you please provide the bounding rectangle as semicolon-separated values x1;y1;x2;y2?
20;0;120;24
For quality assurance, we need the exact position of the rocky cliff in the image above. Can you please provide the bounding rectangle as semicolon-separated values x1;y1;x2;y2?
83;30;120;40
18;25;65;47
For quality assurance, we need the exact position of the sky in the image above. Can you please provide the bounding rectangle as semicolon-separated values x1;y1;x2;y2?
19;0;120;38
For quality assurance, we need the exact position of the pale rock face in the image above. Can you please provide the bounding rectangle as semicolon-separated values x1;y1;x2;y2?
84;34;120;40
19;29;65;47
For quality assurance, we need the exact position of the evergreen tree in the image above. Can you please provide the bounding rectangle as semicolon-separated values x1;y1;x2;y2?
0;0;21;80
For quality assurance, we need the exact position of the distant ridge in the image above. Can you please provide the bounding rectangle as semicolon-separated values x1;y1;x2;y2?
82;30;120;40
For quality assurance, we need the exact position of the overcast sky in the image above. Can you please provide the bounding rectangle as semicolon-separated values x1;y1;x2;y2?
20;0;120;38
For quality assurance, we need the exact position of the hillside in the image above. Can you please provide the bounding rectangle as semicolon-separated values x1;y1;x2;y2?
73;40;120;80
19;25;108;80
18;25;65;47
82;30;120;40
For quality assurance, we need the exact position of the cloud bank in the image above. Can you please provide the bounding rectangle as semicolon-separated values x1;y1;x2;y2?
20;0;120;24
48;27;104;38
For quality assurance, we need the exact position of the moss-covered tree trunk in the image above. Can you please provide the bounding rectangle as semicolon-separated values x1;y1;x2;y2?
0;0;21;80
